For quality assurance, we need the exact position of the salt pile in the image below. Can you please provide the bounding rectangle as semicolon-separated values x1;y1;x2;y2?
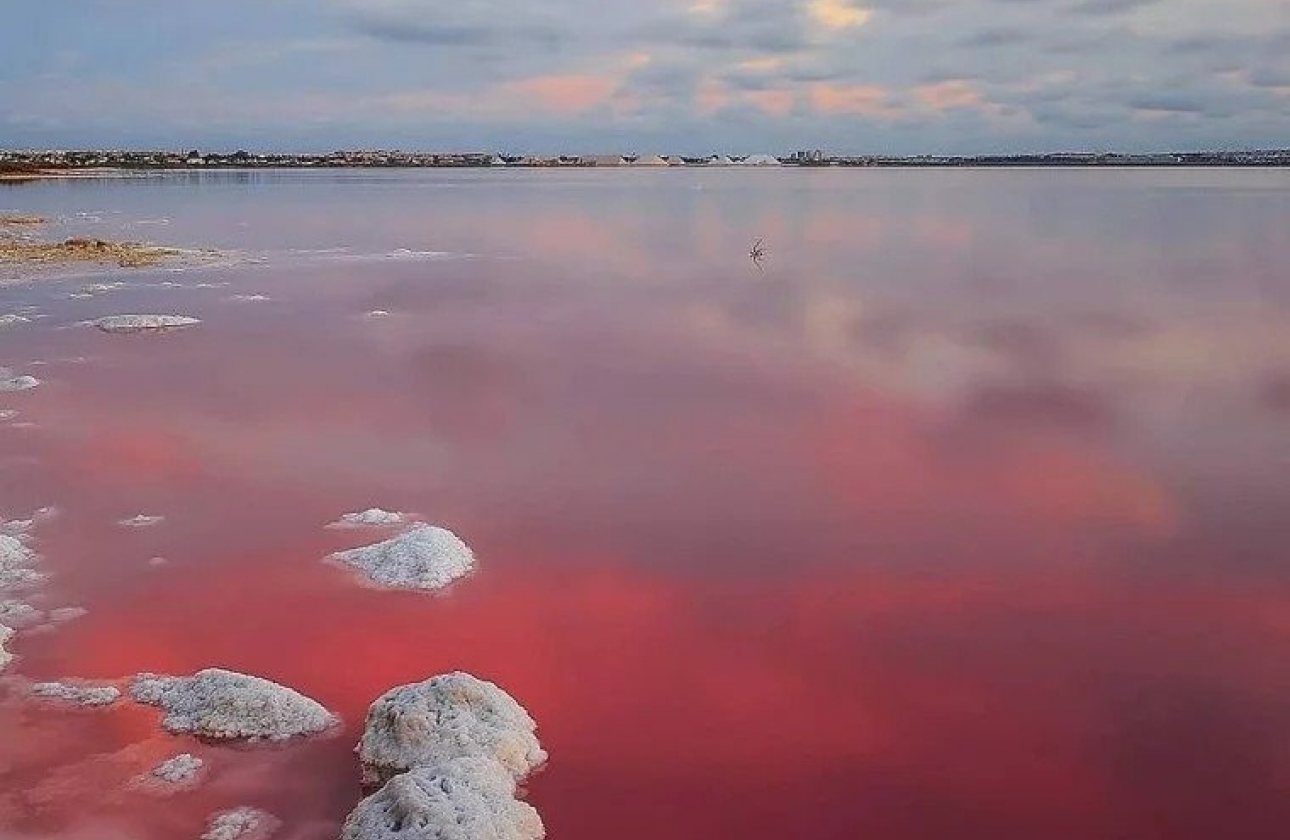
0;367;40;392
0;313;30;328
329;524;475;591
359;672;546;788
92;314;200;333
0;533;42;591
341;757;543;840
201;807;279;840
327;508;409;529
129;668;338;741
0;624;13;671
31;681;121;707
145;753;204;786
344;672;546;840
118;514;164;528
225;294;270;303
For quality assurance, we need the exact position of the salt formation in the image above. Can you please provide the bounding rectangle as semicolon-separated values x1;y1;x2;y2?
340;757;544;840
358;672;546;788
344;673;546;840
330;525;475;591
0;367;39;392
0;313;29;328
327;508;409;529
129;752;206;794
92;314;201;333
0;624;13;671
118;514;164;528
31;681;121;707
225;294;270;303
201;807;279;840
129;668;338;741
0;410;16;421
0;600;43;627
366;309;391;318
0;534;42;590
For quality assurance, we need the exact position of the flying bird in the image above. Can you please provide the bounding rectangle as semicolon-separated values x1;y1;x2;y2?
749;238;766;268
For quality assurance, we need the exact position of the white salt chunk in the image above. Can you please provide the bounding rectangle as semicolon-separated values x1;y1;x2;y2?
118;514;164;528
327;508;409;529
31;681;121;707
92;314;200;333
359;671;545;789
150;753;204;784
0;624;13;671
129;667;338;741
341;757;544;840
330;524;475;592
201;807;279;840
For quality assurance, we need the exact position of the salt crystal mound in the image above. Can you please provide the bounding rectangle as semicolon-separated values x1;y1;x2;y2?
327;508;409;529
0;313;30;328
31;681;121;707
0;534;43;591
0;367;40;392
201;807;279;840
341;757;544;840
118;514;164;528
359;672;546;789
0;624;13;671
0;600;44;628
330;525;475;592
148;753;204;784
129;668;338;741
92;314;201;334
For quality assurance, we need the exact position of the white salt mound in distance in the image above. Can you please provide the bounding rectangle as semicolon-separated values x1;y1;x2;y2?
341;757;544;840
129;668;337;741
359;671;546;788
328;508;409;529
0;367;40;392
93;314;201;334
32;681;121;707
0;624;13;671
149;753;204;784
201;807;279;840
118;514;164;528
0;534;42;590
330;524;475;591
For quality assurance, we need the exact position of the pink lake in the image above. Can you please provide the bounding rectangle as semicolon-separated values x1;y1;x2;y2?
1;167;1289;840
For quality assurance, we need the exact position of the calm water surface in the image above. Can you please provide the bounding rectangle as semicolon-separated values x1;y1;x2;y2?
1;168;1288;840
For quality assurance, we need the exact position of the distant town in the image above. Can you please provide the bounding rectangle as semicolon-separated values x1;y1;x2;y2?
2;147;1289;173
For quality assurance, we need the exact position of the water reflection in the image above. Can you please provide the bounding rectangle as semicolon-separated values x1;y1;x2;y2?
1;169;1288;840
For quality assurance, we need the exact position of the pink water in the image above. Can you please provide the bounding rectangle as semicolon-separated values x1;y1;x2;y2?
1;168;1288;839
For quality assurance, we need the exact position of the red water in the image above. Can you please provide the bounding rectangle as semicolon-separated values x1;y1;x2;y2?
1;169;1288;839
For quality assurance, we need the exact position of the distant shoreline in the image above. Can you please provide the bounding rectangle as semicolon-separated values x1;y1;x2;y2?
3;149;1289;174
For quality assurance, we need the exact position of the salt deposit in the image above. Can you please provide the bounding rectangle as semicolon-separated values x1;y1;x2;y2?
0;410;15;421
340;757;544;840
201;807;279;840
147;753;203;785
92;314;200;334
225;294;269;303
118;514;164;528
129;668;337;741
327;508;409;529
31;681;121;707
358;672;545;788
0;600;43;628
0;314;29;328
0;534;42;590
366;309;391;318
329;524;475;592
0;367;40;392
0;624;13;671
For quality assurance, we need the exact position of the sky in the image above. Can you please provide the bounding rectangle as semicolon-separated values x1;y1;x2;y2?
1;0;1287;155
